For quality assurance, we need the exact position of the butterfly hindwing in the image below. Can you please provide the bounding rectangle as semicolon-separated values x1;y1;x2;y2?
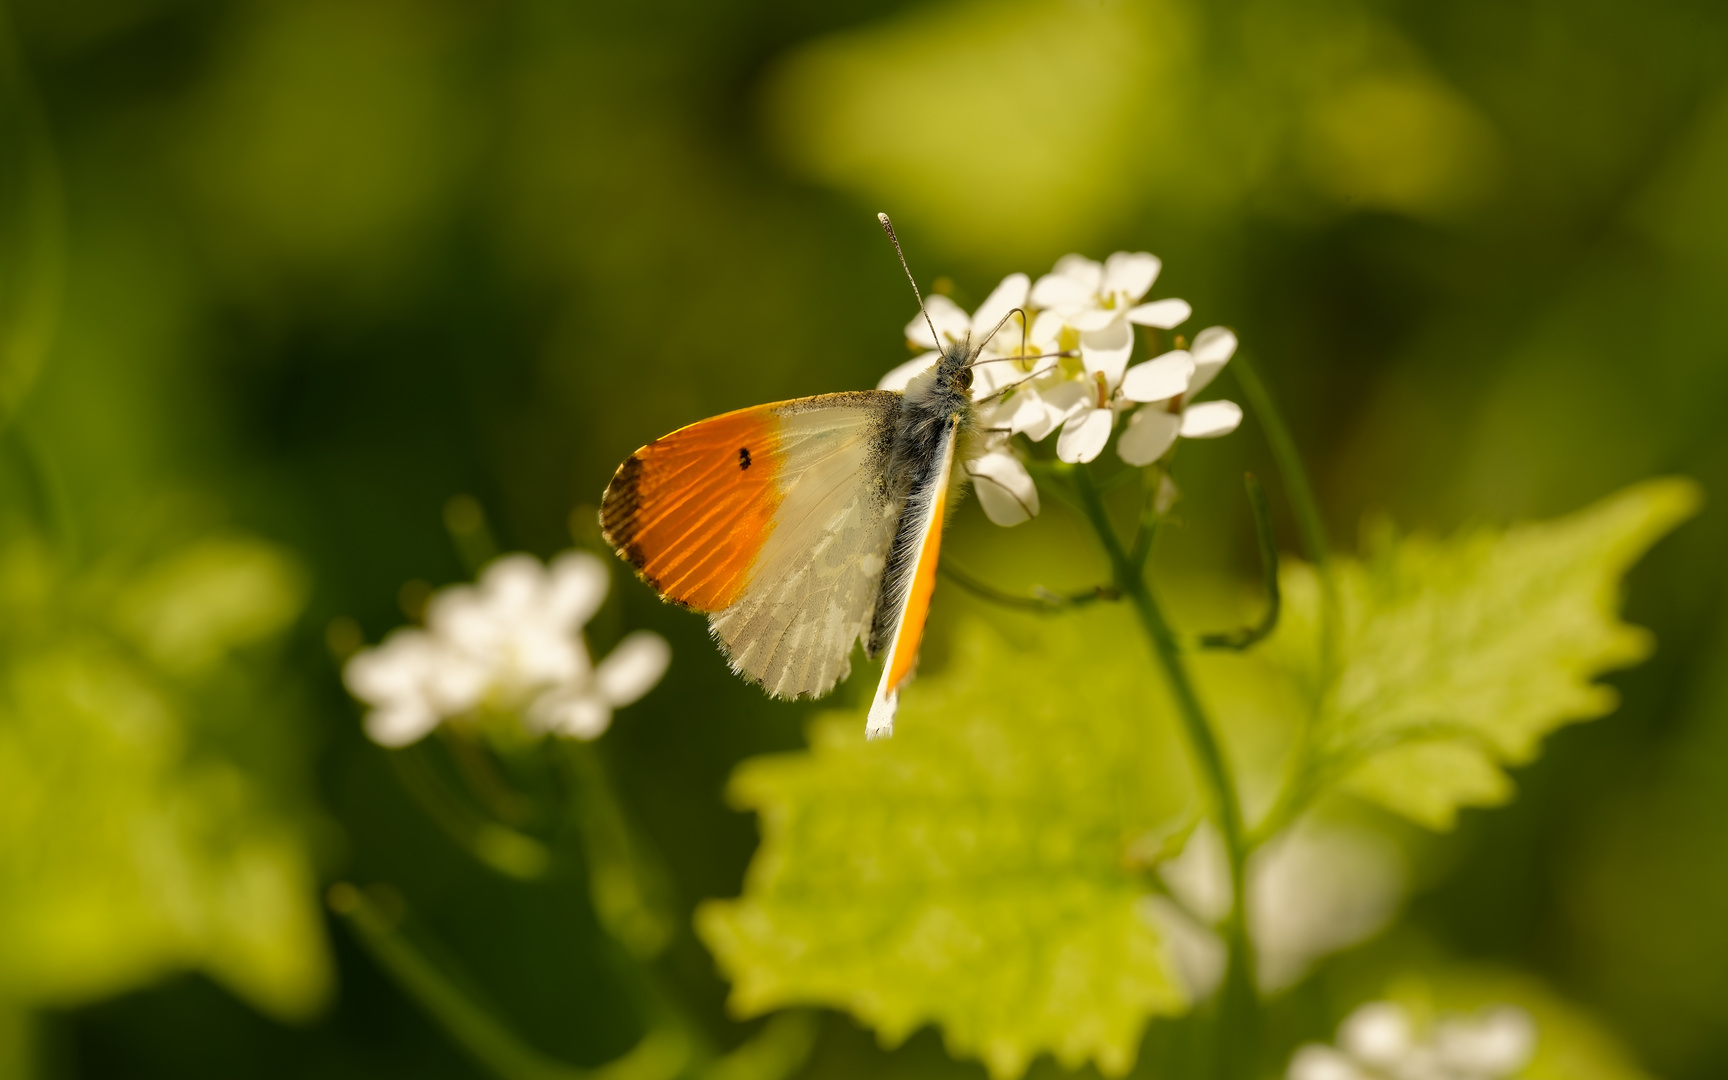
600;391;903;698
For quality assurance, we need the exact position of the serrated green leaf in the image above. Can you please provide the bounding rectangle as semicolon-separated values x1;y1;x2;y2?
0;531;330;1019
697;606;1198;1080
1268;478;1700;829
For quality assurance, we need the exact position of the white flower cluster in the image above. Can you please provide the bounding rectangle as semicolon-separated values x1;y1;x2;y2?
879;251;1242;526
1288;1000;1537;1080
343;551;670;747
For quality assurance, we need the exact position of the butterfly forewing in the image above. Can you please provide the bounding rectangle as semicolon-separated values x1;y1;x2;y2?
601;391;903;699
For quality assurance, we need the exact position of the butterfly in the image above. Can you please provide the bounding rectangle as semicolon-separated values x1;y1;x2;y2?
599;215;1043;738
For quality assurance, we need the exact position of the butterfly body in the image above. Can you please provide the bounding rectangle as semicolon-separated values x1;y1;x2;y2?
600;339;978;737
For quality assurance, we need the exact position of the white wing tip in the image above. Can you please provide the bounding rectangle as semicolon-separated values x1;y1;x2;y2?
866;691;898;740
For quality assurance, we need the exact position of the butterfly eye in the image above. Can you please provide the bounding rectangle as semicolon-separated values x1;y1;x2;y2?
956;367;973;392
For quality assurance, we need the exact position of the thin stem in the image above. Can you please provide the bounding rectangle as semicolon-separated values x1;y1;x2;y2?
441;727;537;826
939;560;1118;612
389;749;551;881
1069;466;1258;1078
1232;354;1345;858
1127;461;1173;572
560;740;677;960
1193;474;1281;651
701;1013;820;1080
1229;355;1332;575
328;883;689;1080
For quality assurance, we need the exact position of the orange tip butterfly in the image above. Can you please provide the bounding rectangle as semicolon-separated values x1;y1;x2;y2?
599;214;1017;739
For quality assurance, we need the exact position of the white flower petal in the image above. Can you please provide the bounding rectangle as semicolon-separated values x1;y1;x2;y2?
1051;253;1104;290
529;687;613;740
1338;1003;1413;1068
1103;251;1160;302
343;629;437;703
1159;820;1233;923
879;353;939;392
1028;308;1069;350
1179;400;1243;439
1030;261;1097;310
970;273;1030;346
1036;378;1091;422
512;632;585;688
425;585;486;650
1251;820;1404;992
1285;1045;1368;1080
547;550;610;629
479;554;544;611
1137;896;1226;1000
1121;350;1196;402
595;630;671;706
1187;326;1239;395
1056;407;1114;463
1003;389;1055;440
1066;307;1121;333
1435;1008;1536;1076
966;451;1039;526
364;703;442;748
423;652;490;714
1080;320;1134;385
1117;406;1182;465
905;294;969;349
1126;297;1193;329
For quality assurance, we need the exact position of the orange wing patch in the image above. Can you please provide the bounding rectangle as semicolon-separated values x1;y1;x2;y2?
600;405;783;611
887;486;946;691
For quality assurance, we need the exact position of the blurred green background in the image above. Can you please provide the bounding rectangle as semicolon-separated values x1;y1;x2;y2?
2;0;1726;1077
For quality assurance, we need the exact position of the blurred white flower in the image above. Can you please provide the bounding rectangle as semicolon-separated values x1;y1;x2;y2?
426;552;608;698
344;551;669;747
1288;1000;1537;1080
1252;816;1406;992
527;630;671;738
1117;327;1244;466
343;627;486;748
1143;816;1406;995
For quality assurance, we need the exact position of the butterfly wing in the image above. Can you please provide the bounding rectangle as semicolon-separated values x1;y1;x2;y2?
865;413;959;739
600;391;903;698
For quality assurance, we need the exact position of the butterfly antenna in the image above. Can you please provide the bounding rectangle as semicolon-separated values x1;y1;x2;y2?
878;212;944;351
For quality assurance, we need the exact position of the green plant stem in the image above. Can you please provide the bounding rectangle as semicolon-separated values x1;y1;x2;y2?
938;560;1118;612
1193;474;1281;651
1233;354;1340;852
1230;356;1331;573
560;740;677;960
389;748;551;881
1070;466;1258;1079
328;883;689;1080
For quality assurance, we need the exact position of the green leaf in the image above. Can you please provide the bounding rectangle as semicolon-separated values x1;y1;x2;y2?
697;606;1198;1080
1269;478;1700;830
0;531;330;1019
112;535;308;676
